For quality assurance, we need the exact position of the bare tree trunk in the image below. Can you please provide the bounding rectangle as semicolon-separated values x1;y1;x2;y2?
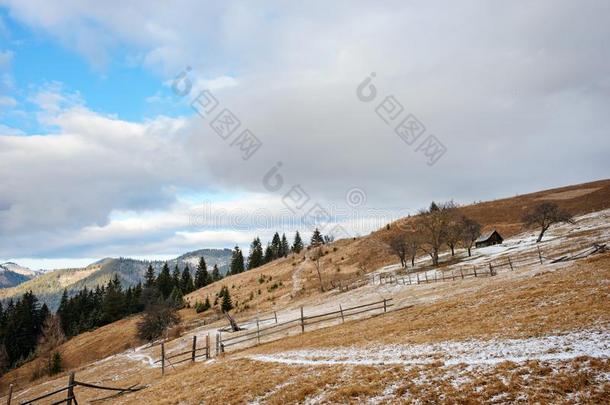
315;258;325;292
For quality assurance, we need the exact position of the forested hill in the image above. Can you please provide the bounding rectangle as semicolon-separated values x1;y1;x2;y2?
0;249;232;310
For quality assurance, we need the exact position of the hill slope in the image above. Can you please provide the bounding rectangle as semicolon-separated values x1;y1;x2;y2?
0;249;232;310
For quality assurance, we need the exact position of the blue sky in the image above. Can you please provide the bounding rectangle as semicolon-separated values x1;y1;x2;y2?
0;8;189;134
0;1;608;270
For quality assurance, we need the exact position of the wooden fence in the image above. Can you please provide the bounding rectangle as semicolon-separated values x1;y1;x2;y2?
217;298;393;354
5;372;144;405
155;334;211;376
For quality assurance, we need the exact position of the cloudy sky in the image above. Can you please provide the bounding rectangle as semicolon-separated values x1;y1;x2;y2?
0;1;608;269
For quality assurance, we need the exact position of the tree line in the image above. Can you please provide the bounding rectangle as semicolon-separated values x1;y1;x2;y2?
227;230;322;275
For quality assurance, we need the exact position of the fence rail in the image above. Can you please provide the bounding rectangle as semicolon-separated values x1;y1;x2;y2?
6;372;144;405
217;298;393;353
340;243;599;290
155;334;211;376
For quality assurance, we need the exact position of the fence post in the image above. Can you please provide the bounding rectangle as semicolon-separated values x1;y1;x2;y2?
474;267;478;277
161;343;165;376
452;270;455;281
339;304;345;323
300;306;305;333
416;274;420;284
66;372;75;405
192;335;197;362
508;257;514;271
537;246;543;264
383;299;387;313
489;263;494;276
219;332;224;354
7;384;13;405
460;268;464;279
206;333;210;359
256;319;260;344
274;311;278;324
425;272;428;283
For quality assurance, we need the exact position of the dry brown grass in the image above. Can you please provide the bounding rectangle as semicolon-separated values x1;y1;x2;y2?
245;252;610;353
184;179;610;327
0;315;142;391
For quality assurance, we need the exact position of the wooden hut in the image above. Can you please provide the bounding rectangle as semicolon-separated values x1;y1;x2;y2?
475;230;504;248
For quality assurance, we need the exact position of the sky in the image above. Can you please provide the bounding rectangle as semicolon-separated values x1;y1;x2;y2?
0;0;608;270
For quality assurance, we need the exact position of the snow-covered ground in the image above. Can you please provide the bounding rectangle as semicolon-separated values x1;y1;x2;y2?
248;329;610;367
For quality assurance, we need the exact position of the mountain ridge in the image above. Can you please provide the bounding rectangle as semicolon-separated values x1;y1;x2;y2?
0;248;233;310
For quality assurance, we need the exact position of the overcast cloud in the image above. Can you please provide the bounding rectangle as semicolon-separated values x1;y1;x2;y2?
0;0;608;268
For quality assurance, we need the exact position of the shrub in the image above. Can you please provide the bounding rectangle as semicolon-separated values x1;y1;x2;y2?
137;303;181;342
49;352;62;375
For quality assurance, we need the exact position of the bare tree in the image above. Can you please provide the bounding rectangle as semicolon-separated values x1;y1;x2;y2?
37;314;66;376
445;220;464;257
311;247;325;292
460;216;482;257
416;201;457;266
386;233;408;268
405;234;421;268
522;202;574;243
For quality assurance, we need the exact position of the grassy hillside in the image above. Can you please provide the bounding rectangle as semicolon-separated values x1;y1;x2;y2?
184;178;610;317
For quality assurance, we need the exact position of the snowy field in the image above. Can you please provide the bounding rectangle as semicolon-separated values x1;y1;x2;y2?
249;329;610;367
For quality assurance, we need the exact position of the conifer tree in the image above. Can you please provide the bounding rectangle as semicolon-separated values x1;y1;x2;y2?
271;232;281;259
229;245;245;275
219;286;233;313
194;257;209;288
211;264;222;281
292;231;304;253
248;237;264;270
280;233;290;257
263;243;274;264
311;228;324;247
180;265;194;293
144;264;156;288
172;265;181;290
156;262;173;299
168;286;185;309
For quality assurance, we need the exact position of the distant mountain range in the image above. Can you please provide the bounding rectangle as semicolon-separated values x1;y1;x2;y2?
0;262;45;288
0;248;233;310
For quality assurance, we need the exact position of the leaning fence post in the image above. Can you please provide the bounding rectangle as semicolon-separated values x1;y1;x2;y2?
383;299;387;313
339;304;345;323
274;311;278;324
537;246;543;264
6;384;13;405
161;343;165;376
66;372;75;405
192;335;197;362
460;268;464;279
508;257;514;271
489;263;494;276
300;306;305;333
474;267;478;277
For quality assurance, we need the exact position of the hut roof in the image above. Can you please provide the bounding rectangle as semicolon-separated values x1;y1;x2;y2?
475;230;501;243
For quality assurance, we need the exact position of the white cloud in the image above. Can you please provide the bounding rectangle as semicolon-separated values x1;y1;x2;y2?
0;95;16;107
1;1;609;264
